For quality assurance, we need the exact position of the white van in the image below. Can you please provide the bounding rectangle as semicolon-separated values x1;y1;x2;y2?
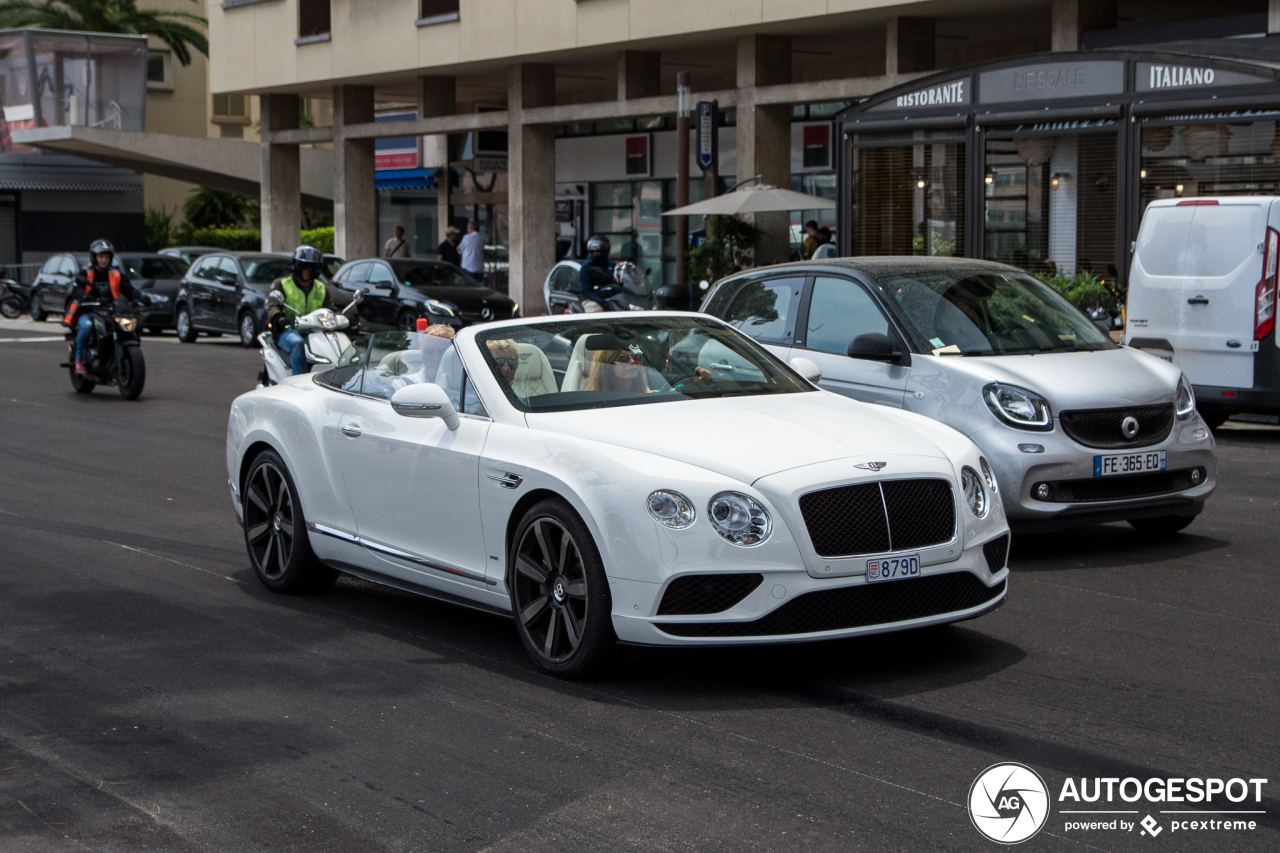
1125;196;1280;428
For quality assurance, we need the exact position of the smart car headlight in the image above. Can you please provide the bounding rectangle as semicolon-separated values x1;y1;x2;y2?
1176;373;1196;420
983;383;1052;430
647;490;695;529
961;467;988;518
707;491;771;547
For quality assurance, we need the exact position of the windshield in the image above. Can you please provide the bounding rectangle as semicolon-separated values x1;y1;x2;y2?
115;257;188;280
879;270;1114;356
323;256;345;279
474;317;814;413
241;258;293;285
394;261;484;289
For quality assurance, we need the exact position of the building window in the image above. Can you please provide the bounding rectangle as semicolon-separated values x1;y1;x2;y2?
418;0;460;25
213;93;250;122
850;135;965;260
298;0;331;39
146;50;172;91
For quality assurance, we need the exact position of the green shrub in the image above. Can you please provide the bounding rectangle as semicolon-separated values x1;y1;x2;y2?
1036;270;1123;311
300;226;335;254
182;227;262;251
686;214;761;286
144;207;174;252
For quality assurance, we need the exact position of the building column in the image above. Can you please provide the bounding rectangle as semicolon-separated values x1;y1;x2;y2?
1270;0;1280;33
509;63;556;316
260;94;301;252
419;76;456;244
736;35;791;266
617;51;660;100
333;85;377;259
886;17;935;77
1051;0;1117;52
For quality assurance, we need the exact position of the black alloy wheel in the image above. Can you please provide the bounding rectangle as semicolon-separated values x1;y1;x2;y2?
176;305;197;343
510;500;615;678
117;346;146;400
238;311;259;348
398;311;418;332
242;451;337;593
28;289;47;322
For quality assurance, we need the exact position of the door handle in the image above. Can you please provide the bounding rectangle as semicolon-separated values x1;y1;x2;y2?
341;424;362;438
1187;296;1209;305
710;362;733;370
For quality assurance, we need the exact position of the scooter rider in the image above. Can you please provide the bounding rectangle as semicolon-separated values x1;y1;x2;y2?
66;239;145;375
578;235;618;313
266;245;336;375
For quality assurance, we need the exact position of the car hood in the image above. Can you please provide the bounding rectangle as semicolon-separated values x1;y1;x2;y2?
525;392;958;484
930;346;1182;409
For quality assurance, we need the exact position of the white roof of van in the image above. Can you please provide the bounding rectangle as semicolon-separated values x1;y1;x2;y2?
1146;196;1278;208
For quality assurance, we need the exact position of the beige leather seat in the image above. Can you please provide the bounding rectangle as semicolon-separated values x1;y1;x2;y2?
377;349;422;377
561;334;595;392
512;343;558;398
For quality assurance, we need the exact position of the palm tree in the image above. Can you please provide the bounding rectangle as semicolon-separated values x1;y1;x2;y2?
0;1;207;66
183;186;250;230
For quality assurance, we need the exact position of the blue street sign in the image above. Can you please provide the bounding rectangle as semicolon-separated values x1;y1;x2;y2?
697;101;716;172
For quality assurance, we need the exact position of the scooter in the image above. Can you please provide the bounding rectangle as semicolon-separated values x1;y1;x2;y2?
568;261;654;313
1;279;26;319
256;289;363;388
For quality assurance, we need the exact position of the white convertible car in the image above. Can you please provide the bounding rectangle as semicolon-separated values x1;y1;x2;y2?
226;313;1011;677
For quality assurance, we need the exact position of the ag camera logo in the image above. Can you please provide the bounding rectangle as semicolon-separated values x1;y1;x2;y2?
969;763;1050;844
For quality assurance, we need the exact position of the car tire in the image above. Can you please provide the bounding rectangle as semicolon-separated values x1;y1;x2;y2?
397;311;418;332
1;298;21;319
242;450;338;594
28;289;47;322
175;305;197;343
1200;411;1229;431
1128;515;1196;535
509;499;616;678
238;311;259;348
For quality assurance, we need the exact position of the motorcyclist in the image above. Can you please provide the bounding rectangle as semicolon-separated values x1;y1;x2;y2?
578;235;618;313
66;239;145;375
266;245;337;375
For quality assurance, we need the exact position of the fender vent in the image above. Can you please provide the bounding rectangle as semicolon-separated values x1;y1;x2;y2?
982;534;1010;573
656;573;764;615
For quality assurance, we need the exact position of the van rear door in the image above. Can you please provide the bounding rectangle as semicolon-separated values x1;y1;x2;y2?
1128;199;1265;389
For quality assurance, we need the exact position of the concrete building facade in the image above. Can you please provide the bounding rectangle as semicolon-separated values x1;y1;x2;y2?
205;0;1280;315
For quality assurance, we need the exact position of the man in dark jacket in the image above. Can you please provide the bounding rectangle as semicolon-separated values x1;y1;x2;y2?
578;235;617;313
67;239;145;375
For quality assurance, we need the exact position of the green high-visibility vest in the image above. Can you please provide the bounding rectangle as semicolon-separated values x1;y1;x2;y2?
280;276;327;329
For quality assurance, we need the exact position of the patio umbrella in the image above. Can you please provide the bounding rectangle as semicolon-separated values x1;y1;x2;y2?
662;183;835;216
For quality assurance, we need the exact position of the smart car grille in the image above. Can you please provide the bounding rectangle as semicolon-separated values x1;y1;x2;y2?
657;574;1004;638
982;534;1010;573
1045;469;1197;503
798;479;955;558
657;574;764;615
1059;404;1174;449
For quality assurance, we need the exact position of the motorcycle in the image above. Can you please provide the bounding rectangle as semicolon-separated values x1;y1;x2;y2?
568;261;654;313
257;289;363;387
60;298;148;399
1;279;26;319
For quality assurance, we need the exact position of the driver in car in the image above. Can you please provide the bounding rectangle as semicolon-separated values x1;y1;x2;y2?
267;245;337;375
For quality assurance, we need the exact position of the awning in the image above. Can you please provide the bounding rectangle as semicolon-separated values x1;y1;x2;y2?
0;180;141;192
376;168;437;190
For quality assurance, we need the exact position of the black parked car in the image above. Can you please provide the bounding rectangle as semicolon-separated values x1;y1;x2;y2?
27;252;88;322
159;246;222;269
175;253;295;346
329;258;517;332
112;253;190;332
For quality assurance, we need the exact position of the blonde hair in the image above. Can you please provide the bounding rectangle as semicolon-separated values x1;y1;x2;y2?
585;348;649;393
424;323;455;340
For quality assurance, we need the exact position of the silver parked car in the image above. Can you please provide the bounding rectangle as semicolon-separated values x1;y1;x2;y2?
702;257;1217;535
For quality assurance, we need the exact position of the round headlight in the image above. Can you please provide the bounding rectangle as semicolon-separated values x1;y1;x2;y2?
646;490;695;529
979;457;998;494
961;467;988;518
707;491;772;546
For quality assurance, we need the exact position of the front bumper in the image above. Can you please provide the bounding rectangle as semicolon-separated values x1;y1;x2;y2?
973;414;1217;532
607;535;1008;647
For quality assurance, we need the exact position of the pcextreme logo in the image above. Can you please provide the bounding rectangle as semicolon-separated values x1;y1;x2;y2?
968;763;1269;844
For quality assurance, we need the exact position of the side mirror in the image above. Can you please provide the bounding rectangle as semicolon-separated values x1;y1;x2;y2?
350;289;364;304
390;383;459;430
789;356;822;384
268;290;284;306
847;333;906;363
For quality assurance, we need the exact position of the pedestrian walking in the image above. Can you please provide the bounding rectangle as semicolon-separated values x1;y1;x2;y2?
437;225;462;266
383;225;410;259
459;220;484;276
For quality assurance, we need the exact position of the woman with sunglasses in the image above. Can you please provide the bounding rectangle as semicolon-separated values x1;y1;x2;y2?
584;347;651;394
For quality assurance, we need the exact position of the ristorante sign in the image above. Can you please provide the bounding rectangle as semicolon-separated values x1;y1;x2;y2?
868;78;970;111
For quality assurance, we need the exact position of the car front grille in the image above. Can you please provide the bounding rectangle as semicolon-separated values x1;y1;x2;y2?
657;573;764;615
982;534;1010;573
657;573;1004;638
1042;469;1198;503
1059;404;1174;449
798;479;955;558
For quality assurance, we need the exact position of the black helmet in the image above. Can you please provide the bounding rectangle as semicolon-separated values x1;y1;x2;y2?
586;235;611;256
292;244;323;279
89;239;115;257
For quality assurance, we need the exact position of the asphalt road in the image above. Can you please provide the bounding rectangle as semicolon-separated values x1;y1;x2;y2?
0;318;1276;852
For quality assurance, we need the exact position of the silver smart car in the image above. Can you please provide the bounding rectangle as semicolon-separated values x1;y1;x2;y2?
702;257;1217;535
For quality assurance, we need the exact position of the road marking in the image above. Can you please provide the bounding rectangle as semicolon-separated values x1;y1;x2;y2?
0;336;65;342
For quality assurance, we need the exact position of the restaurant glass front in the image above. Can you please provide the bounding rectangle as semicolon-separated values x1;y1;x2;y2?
850;131;965;258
